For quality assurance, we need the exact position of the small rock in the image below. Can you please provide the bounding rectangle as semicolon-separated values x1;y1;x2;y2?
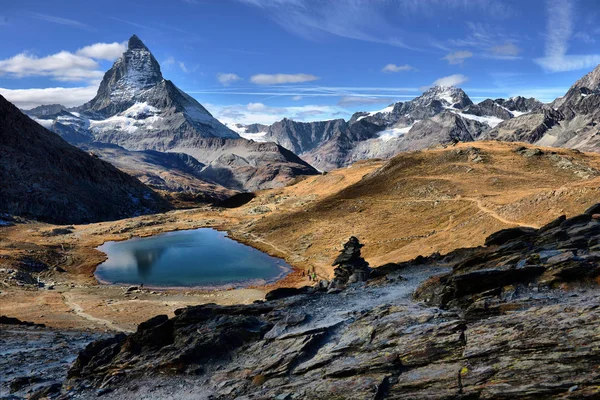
547;251;574;265
125;286;138;293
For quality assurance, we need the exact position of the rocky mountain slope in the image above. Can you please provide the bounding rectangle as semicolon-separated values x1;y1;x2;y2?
485;64;600;152
48;205;600;399
0;95;168;224
26;35;318;192
237;67;599;171
236;87;545;171
78;143;236;203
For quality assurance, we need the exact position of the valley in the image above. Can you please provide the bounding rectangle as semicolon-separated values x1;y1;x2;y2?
1;141;598;334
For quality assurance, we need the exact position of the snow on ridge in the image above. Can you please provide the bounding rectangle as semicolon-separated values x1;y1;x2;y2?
357;104;395;121
453;111;503;128
510;110;529;117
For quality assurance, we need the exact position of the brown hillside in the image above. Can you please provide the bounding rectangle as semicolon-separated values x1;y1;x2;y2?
242;141;600;277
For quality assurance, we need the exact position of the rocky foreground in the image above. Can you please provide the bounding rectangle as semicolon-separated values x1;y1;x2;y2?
5;204;600;399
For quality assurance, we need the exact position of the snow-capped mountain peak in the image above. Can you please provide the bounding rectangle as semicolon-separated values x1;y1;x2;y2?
418;86;473;109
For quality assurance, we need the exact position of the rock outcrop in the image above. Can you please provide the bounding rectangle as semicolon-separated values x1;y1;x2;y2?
0;95;169;224
330;236;370;286
62;206;600;399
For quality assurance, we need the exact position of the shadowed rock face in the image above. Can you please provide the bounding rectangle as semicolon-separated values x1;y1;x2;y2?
64;206;600;399
0;95;169;224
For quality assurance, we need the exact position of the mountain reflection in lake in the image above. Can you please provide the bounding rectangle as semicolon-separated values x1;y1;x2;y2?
95;228;290;288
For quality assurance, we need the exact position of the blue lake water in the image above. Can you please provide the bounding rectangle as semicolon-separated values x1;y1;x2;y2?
94;228;291;288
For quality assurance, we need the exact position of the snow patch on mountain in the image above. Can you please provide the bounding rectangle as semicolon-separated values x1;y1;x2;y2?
33;118;54;129
378;123;417;141
451;111;504;128
90;102;163;134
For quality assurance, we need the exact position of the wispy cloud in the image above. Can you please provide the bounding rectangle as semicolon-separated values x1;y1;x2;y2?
239;0;516;52
217;73;242;86
27;12;90;30
381;63;416;73
209;101;349;125
0;85;98;109
445;22;523;60
186;85;419;99
250;73;319;85
535;0;600;72
489;42;521;59
574;32;596;44
109;16;156;32
443;50;473;65
179;62;189;73
238;0;414;49
337;96;393;107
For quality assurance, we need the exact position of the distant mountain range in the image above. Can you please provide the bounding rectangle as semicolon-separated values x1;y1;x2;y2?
25;35;318;193
0;94;168;224
21;36;598;184
233;65;599;170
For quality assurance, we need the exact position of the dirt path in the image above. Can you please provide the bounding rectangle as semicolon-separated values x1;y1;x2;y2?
464;197;540;229
375;197;539;229
62;293;132;332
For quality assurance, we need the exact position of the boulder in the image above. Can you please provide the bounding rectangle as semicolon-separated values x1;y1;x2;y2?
265;286;311;301
484;227;537;246
584;203;600;215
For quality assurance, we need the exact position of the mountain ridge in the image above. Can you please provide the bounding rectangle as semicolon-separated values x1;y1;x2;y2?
0;94;169;224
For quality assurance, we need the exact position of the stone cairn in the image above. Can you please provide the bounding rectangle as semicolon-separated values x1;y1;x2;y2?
330;236;370;288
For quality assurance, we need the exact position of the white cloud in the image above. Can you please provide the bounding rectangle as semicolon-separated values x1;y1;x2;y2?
381;63;416;73
535;0;600;72
489;42;521;57
0;51;102;81
0;85;98;109
179;62;189;73
76;42;126;60
250;73;319;85
442;50;473;65
292;95;303;100
432;74;468;87
217;73;242;86
0;41;128;82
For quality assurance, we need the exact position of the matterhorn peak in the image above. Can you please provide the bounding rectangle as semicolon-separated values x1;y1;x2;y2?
128;34;148;51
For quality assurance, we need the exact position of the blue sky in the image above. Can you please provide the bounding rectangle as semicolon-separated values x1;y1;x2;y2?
1;0;599;124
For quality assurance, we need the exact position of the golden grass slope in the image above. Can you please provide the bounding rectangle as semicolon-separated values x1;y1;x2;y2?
240;141;600;277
